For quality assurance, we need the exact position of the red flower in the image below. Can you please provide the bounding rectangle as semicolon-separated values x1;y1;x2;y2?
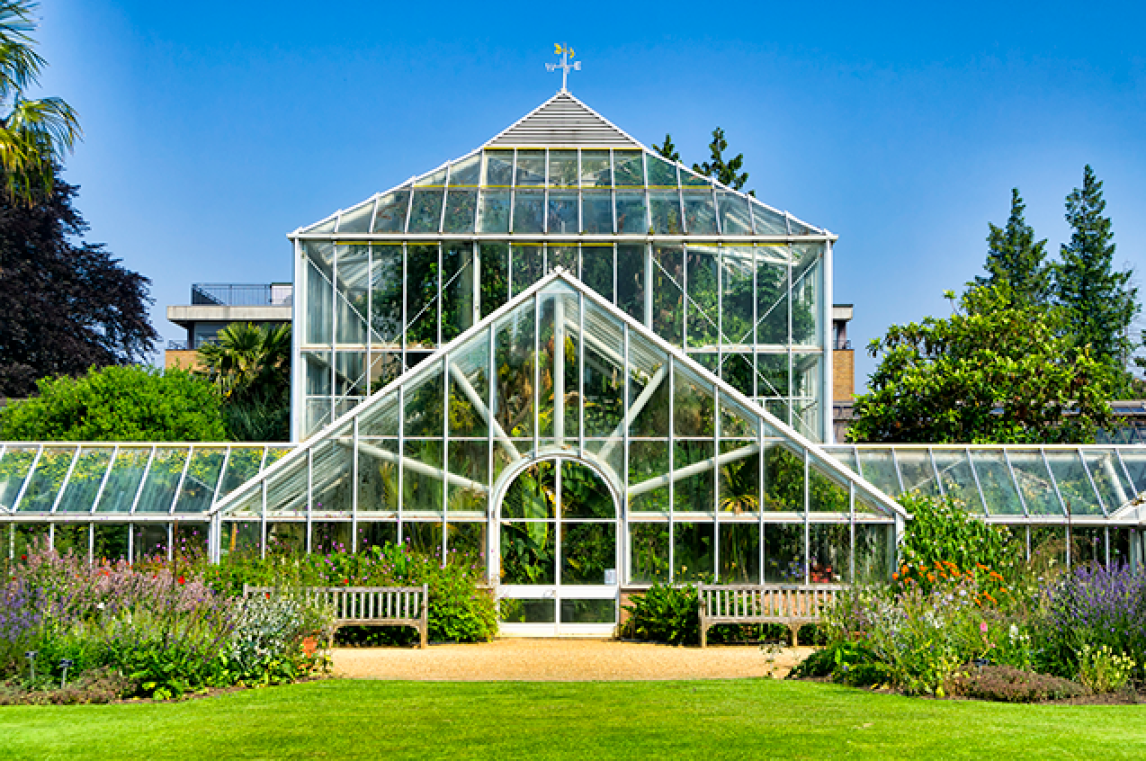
177;575;185;585
20;554;26;561
343;578;350;586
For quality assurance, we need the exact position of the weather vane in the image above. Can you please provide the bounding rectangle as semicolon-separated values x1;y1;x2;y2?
546;43;581;92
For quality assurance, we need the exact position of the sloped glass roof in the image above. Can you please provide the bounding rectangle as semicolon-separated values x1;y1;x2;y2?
296;93;825;239
211;271;901;522
0;444;293;517
823;445;1146;523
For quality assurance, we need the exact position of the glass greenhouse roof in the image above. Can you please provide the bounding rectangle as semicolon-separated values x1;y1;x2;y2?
0;444;293;518
295;93;827;240
823;445;1146;524
210;270;902;527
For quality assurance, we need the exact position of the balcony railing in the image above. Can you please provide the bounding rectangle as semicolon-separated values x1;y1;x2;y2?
191;283;293;307
167;338;218;351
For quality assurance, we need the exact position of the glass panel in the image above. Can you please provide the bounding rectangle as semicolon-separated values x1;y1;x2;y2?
651;244;683;345
94;524;129;561
765;444;805;512
512;190;544;234
683;191;718;235
548;150;578;187
311;439;353;515
756;256;789;345
968;451;1024;516
720;352;755;398
404;520;443;554
53;524;90;558
809;462;850;512
645;154;678;187
447;521;485;558
719;523;760;583
629;522;669;583
931;449;981;510
372;188;410;233
304;256;332;345
56;448;113;514
358;390;400;437
583;309;624;438
721;247;754;346
674;366;715;437
615;190;647;234
612;151;644;186
415;167;448;187
18;448;75;512
312;522;353;554
514;150;545;186
580;150;611;187
649;190;683;234
477;189;511;233
560;599;616;624
750;198;788;235
562;523;615;584
686;246;719;348
792;253;822;346
370;245;403;345
856;449;901;496
405;244;439;347
358;441;398;513
482;150;514;186
717;190;753;235
449;332;490;438
809;524;849;584
407;188;443;233
1046;451;1104;516
756;354;789;400
675;441;715;513
94;447;151;513
0;446;37;509
719;444;759;514
494;300;535;443
616;244;645;322
1072;527;1106;566
448;154;481;186
441;241;474;341
1007;450;1062;516
674;522;714;581
500;599;556;624
1116;449;1146;496
547;192;578;234
337;199;374;233
442;189;477;233
266;523;305;555
479;242;509;317
628;360;670;438
1031;526;1067;567
174;448;226;514
854;524;893;583
135;448;189;513
1083;450;1132;513
500;520;555;584
510;243;543;297
404;369;445;438
582;191;613;234
894;449;942;498
764;523;805;583
581;244;614;302
403;443;443;514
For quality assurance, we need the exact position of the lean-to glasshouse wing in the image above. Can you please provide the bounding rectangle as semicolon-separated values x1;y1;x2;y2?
210;269;901;632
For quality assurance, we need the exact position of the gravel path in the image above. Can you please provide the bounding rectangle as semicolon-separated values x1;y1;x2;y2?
331;639;813;681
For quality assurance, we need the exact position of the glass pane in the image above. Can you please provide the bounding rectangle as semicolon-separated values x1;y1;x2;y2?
407;189;443;233
448;154;481;186
512;190;544;234
674;522;714;581
809;462;850;513
582;191;613;234
500;598;555;624
561;523;615;584
510;244;543;297
583;308;624;437
372;188;410;233
652;244;683;344
628;361;670;438
895;449;942;498
612;151;643;186
809;524;849;584
750;198;788;235
1083;450;1132;513
405;244;439;347
174;447;226;514
649;190;683;234
337;199;374;233
717;191;753;235
765;444;805;512
1046;451;1104;516
686;246;719;348
515;150;545;186
1007;450;1062;516
616;244;645;322
646;154;678;187
477;189;511;233
764;523;805;583
615;190;647;234
675;441;715;513
370;244;403;345
135;448;189;513
721;247;754;346
969;451;1023;516
931;449;981;510
629;522;669;583
683;191;717;235
548;150;578;187
756;257;789;345
18;449;75;512
503;461;555;520
0;446;37;509
581;244;614;302
404;520;443;554
404;369;445;437
856;450;900;496
547;191;578;234
493;301;535;442
479;242;509;317
94;448;151;513
580;150;611;187
482;150;514;186
500;520;555;584
674;367;715;437
561;462;614;520
854;524;893;583
719;445;759;514
358;441;399;513
792;253;822;346
447;521;485;558
719;522;760;583
56;447;113;513
442;189;477;233
441;241;474;341
560;599;616;624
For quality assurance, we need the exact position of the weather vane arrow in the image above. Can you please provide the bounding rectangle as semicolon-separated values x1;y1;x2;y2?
545;43;581;92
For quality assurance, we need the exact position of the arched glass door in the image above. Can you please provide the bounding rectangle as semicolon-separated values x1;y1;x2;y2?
497;457;618;635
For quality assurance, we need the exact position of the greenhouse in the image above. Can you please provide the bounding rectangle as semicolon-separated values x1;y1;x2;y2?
4;89;1146;634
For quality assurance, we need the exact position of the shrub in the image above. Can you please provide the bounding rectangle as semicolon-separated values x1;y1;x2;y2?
948;665;1086;703
1077;644;1136;694
622;584;698;645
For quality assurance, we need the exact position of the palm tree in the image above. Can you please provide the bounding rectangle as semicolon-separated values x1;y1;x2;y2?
196;322;291;400
0;1;81;204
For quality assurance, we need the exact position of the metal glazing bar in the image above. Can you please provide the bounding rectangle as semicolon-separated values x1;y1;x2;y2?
128;447;158;515
9;445;45;512
1001;449;1029;518
597;365;668;465
167;446;196;515
90;445;120;515
356;441;489;493
964;447;990;516
48;446;83;514
1077;451;1108;516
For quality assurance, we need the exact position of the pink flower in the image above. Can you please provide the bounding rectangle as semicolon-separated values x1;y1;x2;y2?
980;621;988;634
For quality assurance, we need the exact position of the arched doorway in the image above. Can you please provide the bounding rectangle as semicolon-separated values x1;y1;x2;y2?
495;456;619;636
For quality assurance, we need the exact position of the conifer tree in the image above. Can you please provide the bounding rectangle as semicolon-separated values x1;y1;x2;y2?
693;127;749;191
1053;165;1138;378
974;188;1051;306
652;133;680;163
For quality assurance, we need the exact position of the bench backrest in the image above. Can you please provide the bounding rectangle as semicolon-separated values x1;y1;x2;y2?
243;585;428;623
698;584;844;620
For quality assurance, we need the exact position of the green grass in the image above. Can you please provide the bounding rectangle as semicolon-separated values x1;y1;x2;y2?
4;678;1146;760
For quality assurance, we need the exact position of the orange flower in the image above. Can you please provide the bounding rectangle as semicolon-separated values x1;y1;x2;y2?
927;573;936;583
901;564;910;575
892;572;899;581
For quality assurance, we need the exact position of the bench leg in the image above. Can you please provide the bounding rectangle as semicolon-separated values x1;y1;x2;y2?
789;625;799;648
700;623;708;649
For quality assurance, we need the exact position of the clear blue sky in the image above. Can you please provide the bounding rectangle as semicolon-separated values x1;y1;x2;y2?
34;0;1146;388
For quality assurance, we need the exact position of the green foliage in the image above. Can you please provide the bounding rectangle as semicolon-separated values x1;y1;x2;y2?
1077;644;1136;695
0;365;226;441
622;583;699;645
196;323;291;441
947;665;1085;703
1054;165;1139;392
692;127;749;192
851;285;1115;444
896;493;1020;589
975;188;1051;307
652;133;681;163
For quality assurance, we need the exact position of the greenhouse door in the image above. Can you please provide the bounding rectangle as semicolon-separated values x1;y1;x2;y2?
496;457;619;636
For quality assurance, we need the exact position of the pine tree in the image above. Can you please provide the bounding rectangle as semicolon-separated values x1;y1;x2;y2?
692;127;749;191
1053;165;1138;379
652;133;681;163
974;188;1050;306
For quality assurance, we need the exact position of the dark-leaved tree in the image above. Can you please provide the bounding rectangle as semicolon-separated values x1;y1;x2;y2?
1053;165;1138;385
974;188;1051;307
0;169;157;397
652;133;681;163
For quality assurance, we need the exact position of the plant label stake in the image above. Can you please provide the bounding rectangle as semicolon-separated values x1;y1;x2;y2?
24;651;37;683
60;658;74;689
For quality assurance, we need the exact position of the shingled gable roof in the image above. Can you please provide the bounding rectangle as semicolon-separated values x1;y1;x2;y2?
485;90;644;149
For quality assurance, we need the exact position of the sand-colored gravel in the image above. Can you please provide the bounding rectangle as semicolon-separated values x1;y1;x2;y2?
331;639;813;681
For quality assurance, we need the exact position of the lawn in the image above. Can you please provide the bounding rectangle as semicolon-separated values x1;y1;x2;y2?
4;678;1145;760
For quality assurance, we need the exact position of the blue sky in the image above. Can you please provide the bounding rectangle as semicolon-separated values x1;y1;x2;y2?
34;1;1146;387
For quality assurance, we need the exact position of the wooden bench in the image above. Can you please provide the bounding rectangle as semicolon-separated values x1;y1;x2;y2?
244;584;429;648
697;584;843;647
